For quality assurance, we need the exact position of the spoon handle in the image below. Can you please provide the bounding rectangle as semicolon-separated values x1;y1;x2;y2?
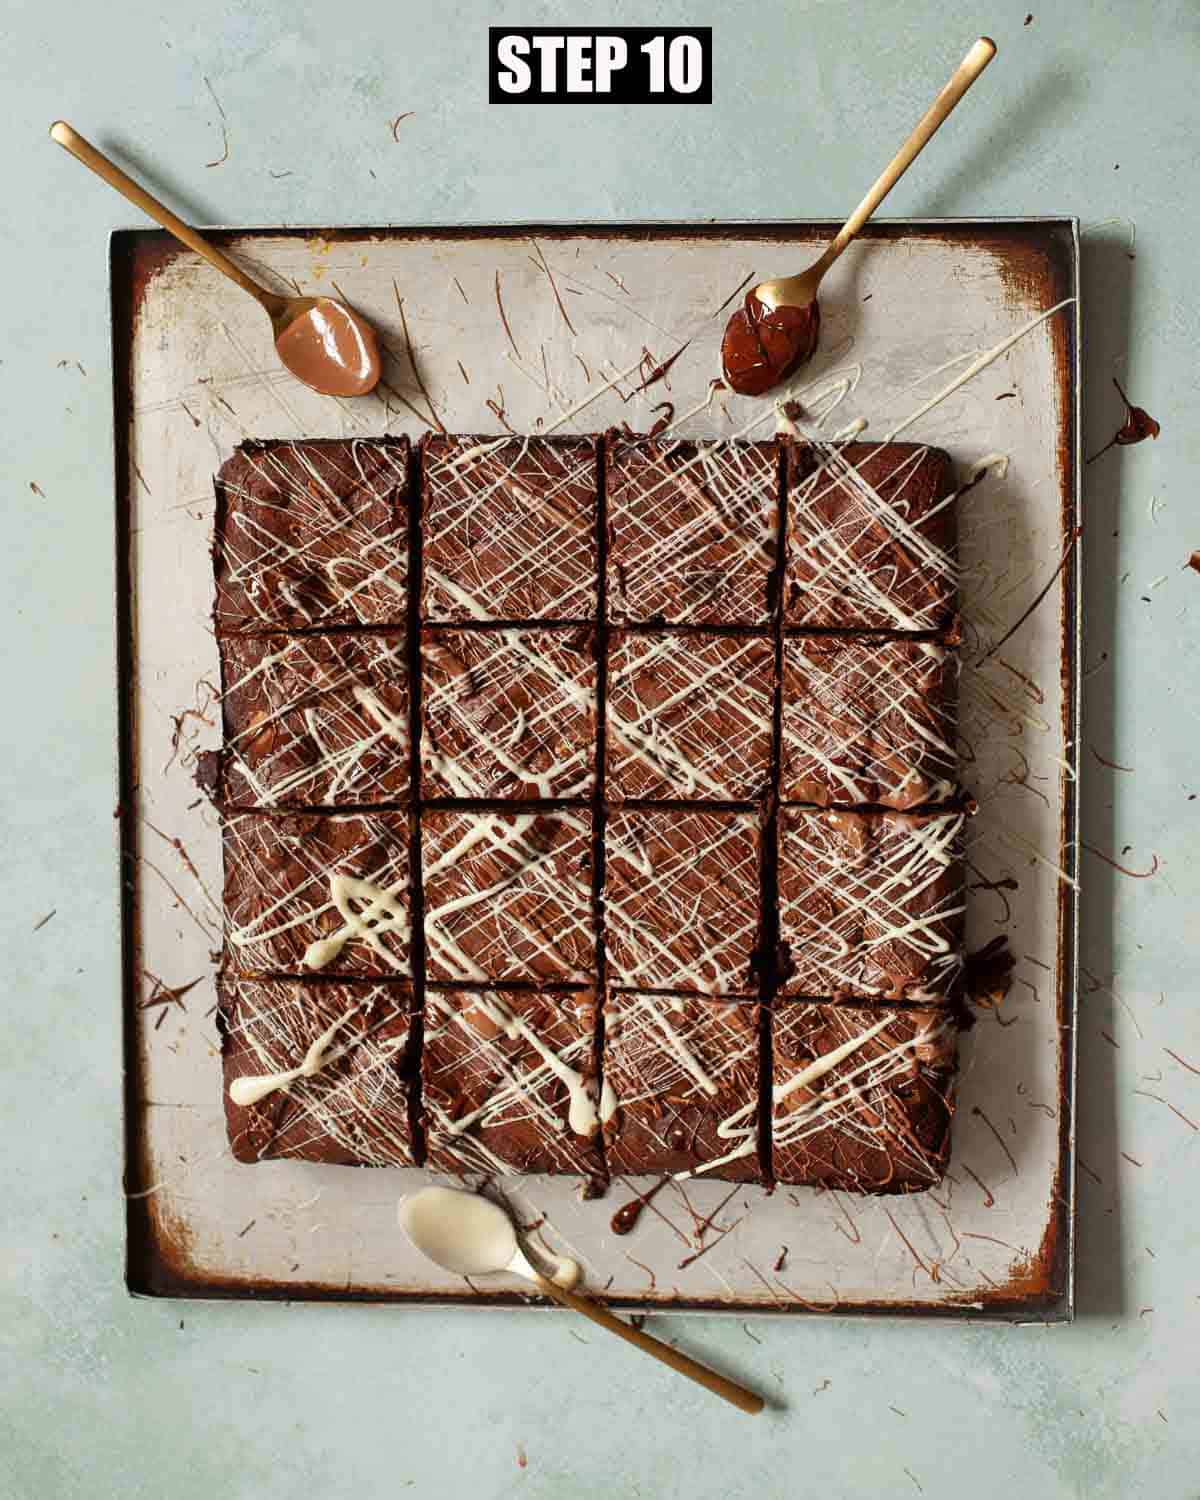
815;36;997;277
48;121;283;315
533;1274;764;1414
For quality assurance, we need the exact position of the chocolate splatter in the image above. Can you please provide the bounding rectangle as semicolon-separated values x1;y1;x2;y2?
610;1176;670;1235
632;341;691;395
985;527;1081;659
965;936;1015;1011
1187;551;1200;575
30;481;45;498
1086;377;1161;463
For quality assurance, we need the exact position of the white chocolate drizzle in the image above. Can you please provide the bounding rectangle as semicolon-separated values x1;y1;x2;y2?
607;631;774;800
606;439;778;625
229;1005;359;1106
605;810;760;994
778;810;965;1000
423;811;594;982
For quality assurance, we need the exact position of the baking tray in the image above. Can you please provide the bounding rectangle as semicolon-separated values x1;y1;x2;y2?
113;218;1080;1320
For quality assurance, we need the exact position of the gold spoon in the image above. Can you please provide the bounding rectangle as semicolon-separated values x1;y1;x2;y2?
49;120;381;398
399;1186;765;1415
721;37;997;397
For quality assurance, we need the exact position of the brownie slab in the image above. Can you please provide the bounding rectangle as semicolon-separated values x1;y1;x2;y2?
603;992;762;1181
605;809;762;994
421;435;598;621
422;810;595;982
421;626;596;799
223;811;412;977
219;977;415;1165
220;632;410;808
213;438;410;632
778;808;965;1001
780;635;957;809
606;438;779;625
771;1003;956;1191
606;630;775;802
784;442;956;631
422;987;602;1176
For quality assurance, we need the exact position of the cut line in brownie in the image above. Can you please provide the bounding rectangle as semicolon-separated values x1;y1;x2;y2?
771;1002;957;1192
219;632;410;808
606;438;780;625
602;992;762;1182
784;441;956;631
213;438;410;632
422;809;595;983
420;626;596;800
780;635;958;809
421;435;598;621
223;810;412;978
421;987;602;1177
606;629;775;802
605;808;763;995
778;808;965;1001
219;977;415;1165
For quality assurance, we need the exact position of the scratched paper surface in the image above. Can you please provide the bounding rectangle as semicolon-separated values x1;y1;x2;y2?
121;223;1077;1314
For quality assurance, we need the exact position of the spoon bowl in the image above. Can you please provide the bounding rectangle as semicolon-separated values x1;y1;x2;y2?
49;121;381;398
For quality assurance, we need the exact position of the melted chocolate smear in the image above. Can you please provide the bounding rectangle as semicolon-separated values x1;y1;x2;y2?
965;936;1015;1011
1087;377;1161;463
610;1175;671;1235
721;292;821;397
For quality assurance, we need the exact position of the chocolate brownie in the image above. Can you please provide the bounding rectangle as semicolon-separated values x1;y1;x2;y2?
606;629;775;802
771;1003;957;1191
422;809;595;982
606;438;780;625
421;435;598;621
213;438;410;632
219;632;410;808
784;442;956;631
780;635;958;808
223;810;412;977
420;626;596;799
218;977;415;1165
602;992;762;1181
421;987;602;1176
778;808;965;1001
605;809;762;994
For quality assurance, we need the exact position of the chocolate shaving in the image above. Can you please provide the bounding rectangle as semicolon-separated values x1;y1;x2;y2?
33;909;56;932
202;76;230;168
393;281;446;433
390;112;415;140
1090;746;1134;772
632;341;691;395
494;271;521;360
1187;551;1200;575
984;527;1081;659
530;241;576;336
1083;843;1159;878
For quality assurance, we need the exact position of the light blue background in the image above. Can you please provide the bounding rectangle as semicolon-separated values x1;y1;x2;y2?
4;2;1197;1496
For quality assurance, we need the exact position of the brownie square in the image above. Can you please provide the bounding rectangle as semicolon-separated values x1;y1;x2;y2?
421;987;602;1176
219;977;415;1165
780;635;958;809
421;627;596;800
422;810;595;982
220;633;410;808
605;809;762;994
606;438;779;625
778;808;965;1001
421;435;598;621
771;1003;957;1191
603;992;762;1181
784;442;956;631
213;438;410;632
223;811;412;977
606;630;775;802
